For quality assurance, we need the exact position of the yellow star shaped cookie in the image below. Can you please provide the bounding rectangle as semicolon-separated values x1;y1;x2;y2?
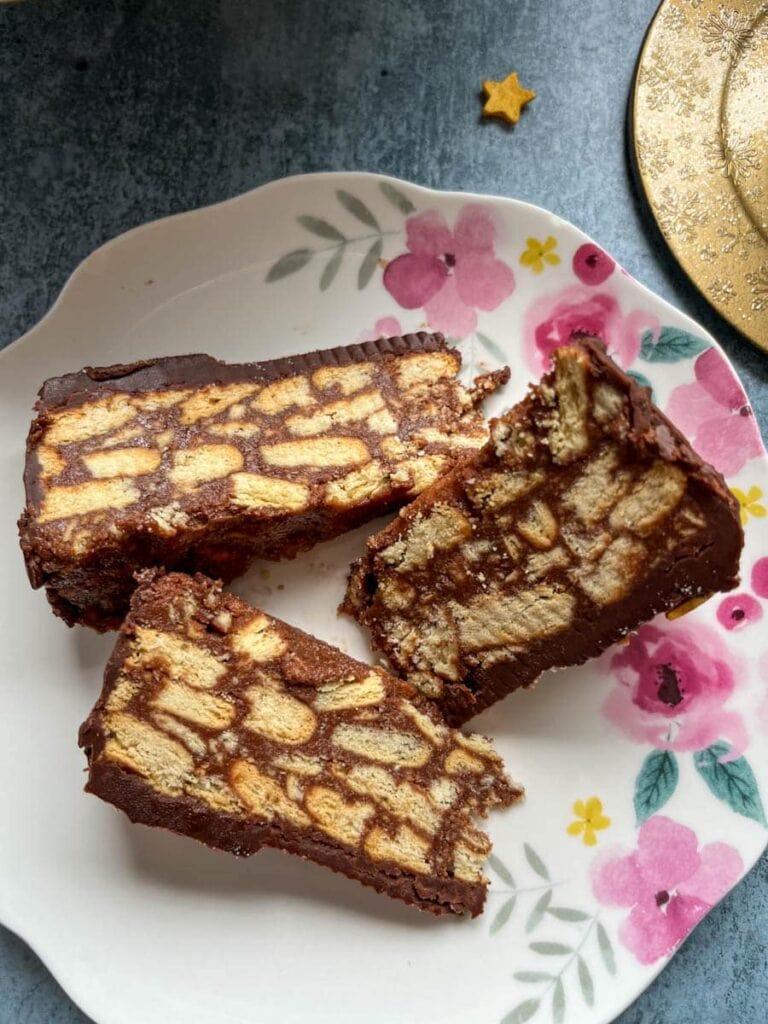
482;72;536;125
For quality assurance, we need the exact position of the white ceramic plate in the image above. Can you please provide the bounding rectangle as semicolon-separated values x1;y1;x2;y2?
1;173;766;1024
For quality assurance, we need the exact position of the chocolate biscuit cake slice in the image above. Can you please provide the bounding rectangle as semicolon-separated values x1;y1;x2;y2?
79;570;521;917
344;336;743;726
19;333;507;630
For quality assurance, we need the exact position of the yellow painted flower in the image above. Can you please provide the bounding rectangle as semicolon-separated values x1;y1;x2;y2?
731;485;766;525
567;797;611;847
520;235;560;273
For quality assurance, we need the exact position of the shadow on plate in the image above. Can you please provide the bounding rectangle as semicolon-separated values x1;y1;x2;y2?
72;624;115;682
120;816;445;930
472;659;611;743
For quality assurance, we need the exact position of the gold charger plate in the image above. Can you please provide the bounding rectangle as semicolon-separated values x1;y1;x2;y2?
630;0;768;352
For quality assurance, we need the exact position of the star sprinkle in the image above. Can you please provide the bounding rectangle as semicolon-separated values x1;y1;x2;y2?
482;72;536;125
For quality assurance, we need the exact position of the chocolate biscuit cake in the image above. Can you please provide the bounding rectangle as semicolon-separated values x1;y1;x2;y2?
79;570;522;917
19;334;507;630
344;336;743;725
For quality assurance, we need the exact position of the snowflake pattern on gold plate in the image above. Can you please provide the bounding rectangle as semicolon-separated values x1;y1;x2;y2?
631;0;768;352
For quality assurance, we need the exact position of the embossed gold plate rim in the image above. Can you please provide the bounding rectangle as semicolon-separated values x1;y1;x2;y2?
631;0;768;353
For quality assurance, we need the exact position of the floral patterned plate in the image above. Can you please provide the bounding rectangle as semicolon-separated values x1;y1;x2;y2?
0;172;766;1024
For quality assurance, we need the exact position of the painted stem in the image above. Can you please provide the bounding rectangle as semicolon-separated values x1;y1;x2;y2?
306;228;399;256
529;916;601;1007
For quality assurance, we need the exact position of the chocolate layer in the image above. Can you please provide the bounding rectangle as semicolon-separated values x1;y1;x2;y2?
19;333;507;630
79;570;522;917
38;335;449;409
343;335;743;725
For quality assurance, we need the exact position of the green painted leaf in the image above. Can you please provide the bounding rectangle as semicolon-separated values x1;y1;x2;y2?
694;741;767;826
379;180;416;214
546;907;590;922
501;999;540;1024
640;326;710;363
524;843;550;880
476;331;510;367
319;247;343;291
490;895;516;935
514;971;554;983
596;922;616;976
336;190;380;230
577;956;594;1007
488;853;515;887
297;215;346;242
530;942;572;956
634;749;679;824
552;979;565;1024
526;890;552;934
358;236;383;289
266;248;313;282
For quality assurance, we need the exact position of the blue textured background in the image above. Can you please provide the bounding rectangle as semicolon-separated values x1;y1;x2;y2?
1;1;766;1022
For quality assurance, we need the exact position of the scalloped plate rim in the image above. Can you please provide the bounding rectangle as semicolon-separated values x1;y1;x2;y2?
0;170;749;374
0;171;765;1024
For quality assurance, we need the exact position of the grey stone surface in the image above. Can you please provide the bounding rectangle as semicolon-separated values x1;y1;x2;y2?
0;1;765;1022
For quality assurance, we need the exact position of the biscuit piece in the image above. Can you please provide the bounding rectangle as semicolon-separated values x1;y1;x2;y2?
19;334;507;629
79;571;522;917
343;336;743;725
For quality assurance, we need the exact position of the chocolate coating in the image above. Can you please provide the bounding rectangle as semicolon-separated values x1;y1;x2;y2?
80;570;521;917
20;333;507;630
38;334;449;409
344;335;744;725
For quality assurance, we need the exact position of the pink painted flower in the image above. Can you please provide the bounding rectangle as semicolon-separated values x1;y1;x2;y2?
757;655;768;735
383;206;515;337
592;816;742;965
752;557;768;599
523;284;658;373
602;621;747;757
357;316;403;342
573;243;615;286
717;593;763;631
665;347;763;477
